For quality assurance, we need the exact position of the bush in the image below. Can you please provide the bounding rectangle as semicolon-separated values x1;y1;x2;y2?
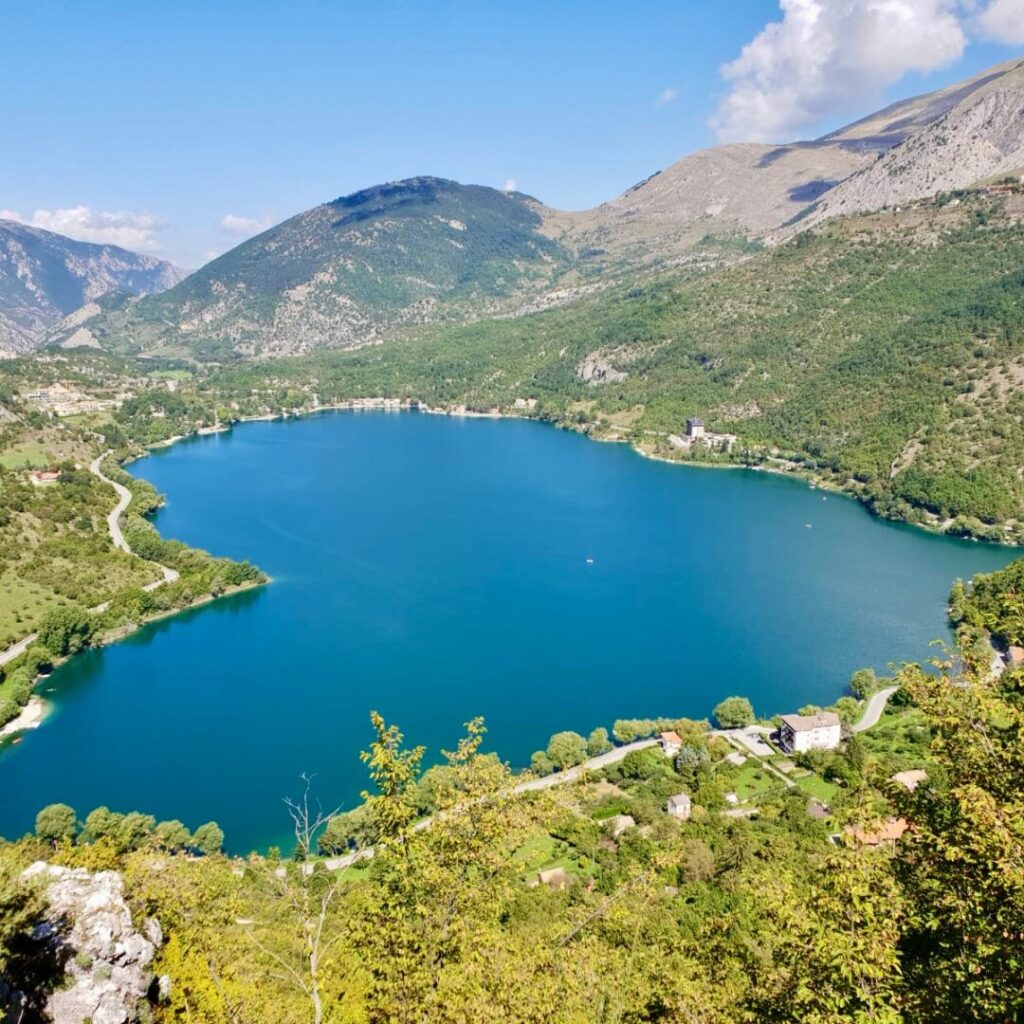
713;696;755;728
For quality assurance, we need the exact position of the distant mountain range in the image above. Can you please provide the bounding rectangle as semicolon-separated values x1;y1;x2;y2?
0;220;184;355
23;54;1024;360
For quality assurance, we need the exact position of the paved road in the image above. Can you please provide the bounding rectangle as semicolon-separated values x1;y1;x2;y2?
0;455;182;669
0;633;39;668
90;452;179;588
850;686;898;733
319;738;661;872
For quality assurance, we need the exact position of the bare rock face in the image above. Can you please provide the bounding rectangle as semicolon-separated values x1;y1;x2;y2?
576;354;628;385
18;862;159;1024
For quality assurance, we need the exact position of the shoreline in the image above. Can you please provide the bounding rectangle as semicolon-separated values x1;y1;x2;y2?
211;399;1009;547
0;695;48;739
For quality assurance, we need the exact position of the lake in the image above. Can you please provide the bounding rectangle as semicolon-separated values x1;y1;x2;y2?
0;411;1016;851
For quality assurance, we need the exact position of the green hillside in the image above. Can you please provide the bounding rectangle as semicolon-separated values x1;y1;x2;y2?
203;192;1024;537
74;178;577;358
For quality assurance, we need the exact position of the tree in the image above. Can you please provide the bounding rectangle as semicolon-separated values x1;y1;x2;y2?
530;750;555;776
0;848;45;977
360;711;425;844
36;604;92;658
546;730;587;769
713;696;755;728
117;811;156;851
154;819;192;852
317;805;377;854
81;806;124;843
849;666;877;698
35;803;76;845
192;821;225;855
586;726;612;757
679;838;715;883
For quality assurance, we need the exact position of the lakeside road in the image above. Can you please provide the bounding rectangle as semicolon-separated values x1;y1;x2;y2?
0;455;184;732
851;686;899;733
89;452;180;589
317;738;660;872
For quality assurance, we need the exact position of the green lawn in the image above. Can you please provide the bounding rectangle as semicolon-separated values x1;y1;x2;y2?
0;443;52;470
794;773;839;802
0;575;69;649
730;763;788;803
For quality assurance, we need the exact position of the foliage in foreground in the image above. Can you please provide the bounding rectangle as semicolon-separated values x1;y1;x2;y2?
1;638;1021;1023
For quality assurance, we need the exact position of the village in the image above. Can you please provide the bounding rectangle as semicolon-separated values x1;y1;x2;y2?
517;691;921;893
668;416;738;453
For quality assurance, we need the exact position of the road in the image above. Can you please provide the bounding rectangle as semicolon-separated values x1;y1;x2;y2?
0;454;182;669
89;452;179;588
850;686;898;733
319;738;660;872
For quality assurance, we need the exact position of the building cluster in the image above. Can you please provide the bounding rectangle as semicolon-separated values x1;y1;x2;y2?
668;417;738;453
23;382;120;417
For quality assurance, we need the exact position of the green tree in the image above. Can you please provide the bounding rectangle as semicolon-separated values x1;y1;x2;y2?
82;806;124;843
317;805;377;854
116;811;156;851
530;750;555;776
713;696;755;728
849;666;877;698
154;819;192;852
545;730;587;769
35;802;76;845
192;821;225;855
36;604;92;658
586;726;613;757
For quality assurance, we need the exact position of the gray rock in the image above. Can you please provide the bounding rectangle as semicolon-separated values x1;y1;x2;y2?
20;862;161;1024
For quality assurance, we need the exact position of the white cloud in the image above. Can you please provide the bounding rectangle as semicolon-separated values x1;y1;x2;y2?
655;87;680;107
220;212;274;237
975;0;1024;43
712;0;969;142
501;178;518;192
0;205;165;252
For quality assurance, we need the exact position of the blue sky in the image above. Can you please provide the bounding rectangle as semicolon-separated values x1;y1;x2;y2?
2;0;1021;268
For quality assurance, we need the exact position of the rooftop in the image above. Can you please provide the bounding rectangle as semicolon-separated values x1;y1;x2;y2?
780;711;840;732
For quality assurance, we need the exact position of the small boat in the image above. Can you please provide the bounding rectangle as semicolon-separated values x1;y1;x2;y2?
585;558;595;565
805;523;813;529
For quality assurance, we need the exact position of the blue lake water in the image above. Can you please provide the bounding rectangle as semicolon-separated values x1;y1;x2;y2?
0;412;1016;851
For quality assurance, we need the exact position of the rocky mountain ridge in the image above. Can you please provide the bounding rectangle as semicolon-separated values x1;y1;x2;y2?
0;220;184;356
44;54;1024;360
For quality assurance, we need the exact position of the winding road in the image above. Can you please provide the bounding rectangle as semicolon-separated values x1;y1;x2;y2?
850;686;899;733
89;452;179;590
0;454;181;670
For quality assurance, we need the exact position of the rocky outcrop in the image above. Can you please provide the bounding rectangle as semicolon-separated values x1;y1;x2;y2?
12;863;161;1024
576;354;628;385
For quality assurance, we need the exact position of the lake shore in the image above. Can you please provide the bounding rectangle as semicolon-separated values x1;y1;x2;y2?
0;695;48;738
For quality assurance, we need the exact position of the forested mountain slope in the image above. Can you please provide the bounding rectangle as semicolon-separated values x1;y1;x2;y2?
205;191;1024;536
60;178;579;359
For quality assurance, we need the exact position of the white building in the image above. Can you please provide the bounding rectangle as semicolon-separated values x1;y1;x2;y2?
686;417;705;439
660;731;682;757
666;793;692;820
778;712;841;753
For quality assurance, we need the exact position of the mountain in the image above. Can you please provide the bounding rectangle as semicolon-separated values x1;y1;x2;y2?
572;56;1024;264
61;56;1024;361
0;220;184;356
66;178;576;358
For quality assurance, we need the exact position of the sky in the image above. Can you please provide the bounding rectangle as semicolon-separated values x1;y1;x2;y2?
1;0;1022;269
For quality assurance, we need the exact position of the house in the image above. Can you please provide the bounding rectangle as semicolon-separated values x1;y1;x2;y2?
1007;645;1024;667
666;793;691;820
686;417;705;439
28;470;61;487
604;814;635;838
843;817;909;849
659;730;682;757
778;711;841;753
538;867;569;890
890;769;928;792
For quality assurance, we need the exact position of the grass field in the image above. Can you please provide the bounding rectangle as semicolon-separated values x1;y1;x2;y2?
0;443;52;470
0;575;70;649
